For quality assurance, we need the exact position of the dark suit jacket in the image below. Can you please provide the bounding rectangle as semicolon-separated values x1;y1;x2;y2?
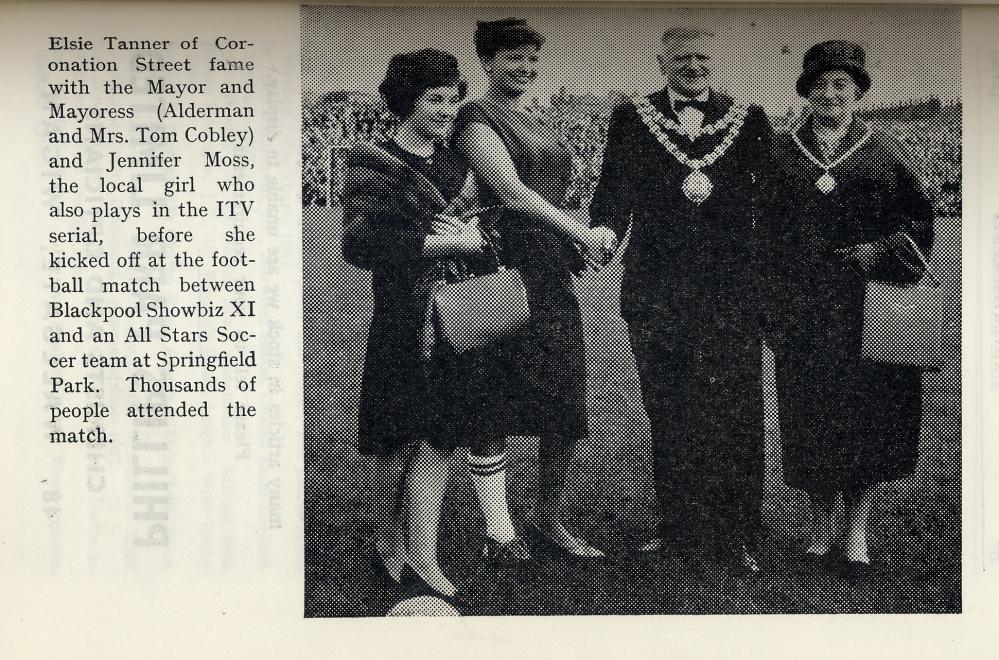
590;89;778;343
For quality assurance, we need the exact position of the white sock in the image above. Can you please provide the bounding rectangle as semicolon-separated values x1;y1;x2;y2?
841;528;870;563
468;452;517;543
807;508;834;555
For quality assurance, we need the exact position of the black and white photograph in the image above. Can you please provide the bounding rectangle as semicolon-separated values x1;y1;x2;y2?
301;3;962;616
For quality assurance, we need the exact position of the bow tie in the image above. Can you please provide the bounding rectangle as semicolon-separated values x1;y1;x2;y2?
674;98;710;114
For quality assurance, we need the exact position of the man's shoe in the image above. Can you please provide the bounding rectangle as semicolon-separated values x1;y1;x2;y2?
728;545;763;579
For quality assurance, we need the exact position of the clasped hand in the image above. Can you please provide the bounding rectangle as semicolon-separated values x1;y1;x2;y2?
430;213;487;257
578;225;619;270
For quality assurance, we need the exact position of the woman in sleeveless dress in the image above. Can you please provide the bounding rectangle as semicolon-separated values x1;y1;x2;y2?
441;18;615;561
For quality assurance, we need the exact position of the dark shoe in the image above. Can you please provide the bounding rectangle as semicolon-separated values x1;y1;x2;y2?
797;544;839;571
525;521;605;559
837;557;875;584
728;545;764;580
398;565;470;611
370;549;404;587
482;535;533;565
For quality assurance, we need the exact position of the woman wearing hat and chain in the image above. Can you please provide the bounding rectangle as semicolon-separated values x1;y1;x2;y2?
767;41;935;579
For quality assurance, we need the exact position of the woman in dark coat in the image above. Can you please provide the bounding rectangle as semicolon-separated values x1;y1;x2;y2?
341;49;486;599
768;42;935;577
446;18;612;561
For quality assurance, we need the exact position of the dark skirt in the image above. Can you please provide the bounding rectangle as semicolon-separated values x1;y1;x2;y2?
355;295;429;457
426;227;588;450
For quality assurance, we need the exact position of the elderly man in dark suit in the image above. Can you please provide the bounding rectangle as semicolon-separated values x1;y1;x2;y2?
589;27;777;576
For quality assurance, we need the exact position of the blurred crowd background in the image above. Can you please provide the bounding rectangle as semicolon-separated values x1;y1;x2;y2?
301;90;961;217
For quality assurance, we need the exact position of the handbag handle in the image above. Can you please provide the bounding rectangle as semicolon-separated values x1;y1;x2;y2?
898;233;940;288
477;224;505;271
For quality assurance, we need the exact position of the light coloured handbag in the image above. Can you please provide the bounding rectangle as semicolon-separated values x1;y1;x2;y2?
861;234;950;370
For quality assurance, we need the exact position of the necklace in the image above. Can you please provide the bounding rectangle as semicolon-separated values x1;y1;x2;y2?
791;120;873;194
631;95;749;204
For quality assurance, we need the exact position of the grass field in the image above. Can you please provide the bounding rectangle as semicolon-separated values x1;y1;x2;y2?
303;206;961;616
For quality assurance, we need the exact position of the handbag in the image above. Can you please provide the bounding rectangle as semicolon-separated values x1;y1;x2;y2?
861;233;950;370
431;230;531;354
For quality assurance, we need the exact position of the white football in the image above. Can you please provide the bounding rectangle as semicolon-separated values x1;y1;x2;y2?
386;596;461;617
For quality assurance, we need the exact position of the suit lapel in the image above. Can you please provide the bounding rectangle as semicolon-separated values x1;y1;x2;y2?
686;90;732;152
647;89;678;122
701;90;730;124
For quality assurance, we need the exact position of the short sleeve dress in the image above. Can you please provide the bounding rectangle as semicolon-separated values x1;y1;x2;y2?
429;99;588;448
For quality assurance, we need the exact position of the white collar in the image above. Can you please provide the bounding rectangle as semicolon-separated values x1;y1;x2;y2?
667;87;710;110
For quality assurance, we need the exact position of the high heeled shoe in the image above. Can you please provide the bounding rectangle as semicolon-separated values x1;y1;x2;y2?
481;535;533;565
398;564;471;611
833;551;877;584
525;521;605;559
794;540;838;571
369;548;404;587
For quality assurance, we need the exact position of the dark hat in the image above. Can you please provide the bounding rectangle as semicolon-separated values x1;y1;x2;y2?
474;18;544;58
796;41;871;97
378;49;466;118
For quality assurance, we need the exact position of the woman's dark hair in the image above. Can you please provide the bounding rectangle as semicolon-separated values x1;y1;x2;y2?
378;49;467;119
474;18;544;59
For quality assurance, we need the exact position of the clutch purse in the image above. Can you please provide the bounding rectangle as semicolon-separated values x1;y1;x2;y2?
861;234;950;370
431;228;531;354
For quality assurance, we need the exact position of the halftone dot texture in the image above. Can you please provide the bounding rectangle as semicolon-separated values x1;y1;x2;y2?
302;4;961;616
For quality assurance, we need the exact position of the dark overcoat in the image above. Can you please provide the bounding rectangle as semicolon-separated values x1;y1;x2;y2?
767;117;935;494
589;89;777;547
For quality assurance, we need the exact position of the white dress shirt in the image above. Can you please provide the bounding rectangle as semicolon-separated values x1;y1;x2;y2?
667;87;710;137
